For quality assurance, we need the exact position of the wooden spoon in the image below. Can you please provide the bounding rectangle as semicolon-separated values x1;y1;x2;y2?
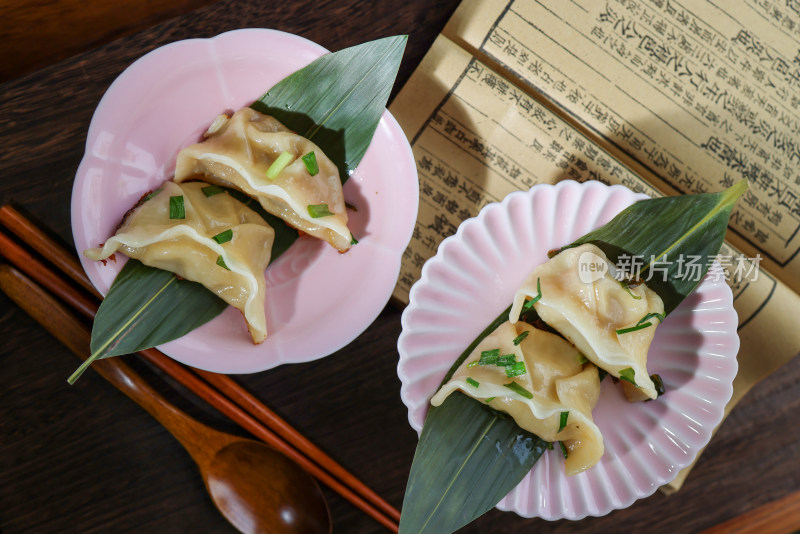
0;264;331;534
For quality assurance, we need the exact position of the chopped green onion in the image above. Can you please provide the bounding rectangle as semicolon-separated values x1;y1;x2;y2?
578;354;588;364
485;397;495;403
637;312;665;326
503;381;533;399
216;255;230;271
505;361;526;377
201;185;225;197
522;278;542;310
169;196;185;219
266;151;294;179
618;367;637;386
308;203;335;218
559;441;569;459
547;248;560;258
558;411;569;432
212;229;233;244
466;360;479;368
616;322;653;335
466;377;480;388
512;331;529;346
143;187;163;202
615;312;666;336
479;349;500;365
620;280;642;300
496;353;516;366
547;441;554;450
350;233;359;245
301;151;319;176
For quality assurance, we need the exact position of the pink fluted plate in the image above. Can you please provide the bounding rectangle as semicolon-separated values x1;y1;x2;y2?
397;180;738;520
71;29;418;373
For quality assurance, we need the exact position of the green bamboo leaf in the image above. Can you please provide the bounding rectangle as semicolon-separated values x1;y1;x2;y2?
75;37;407;383
399;393;547;534
400;305;540;534
570;180;748;314
251;35;407;180
400;182;747;533
68;260;228;383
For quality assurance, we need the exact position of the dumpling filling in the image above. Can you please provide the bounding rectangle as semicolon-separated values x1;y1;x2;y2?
510;243;665;400
174;108;352;252
84;181;274;344
431;321;603;475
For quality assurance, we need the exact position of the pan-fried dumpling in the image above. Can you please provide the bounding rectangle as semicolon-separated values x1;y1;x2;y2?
431;321;603;475
84;181;274;344
174;108;352;252
510;244;664;400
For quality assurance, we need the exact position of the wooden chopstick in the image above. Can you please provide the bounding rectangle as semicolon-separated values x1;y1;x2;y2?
0;261;396;532
135;347;400;533
0;206;400;522
0;205;101;298
0;231;97;319
0;221;399;533
194;369;402;523
0;205;401;532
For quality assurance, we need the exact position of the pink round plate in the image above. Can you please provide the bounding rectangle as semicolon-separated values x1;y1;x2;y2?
71;29;418;373
397;180;738;520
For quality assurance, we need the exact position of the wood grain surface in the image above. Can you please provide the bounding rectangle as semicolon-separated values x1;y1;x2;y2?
0;0;216;82
1;0;799;533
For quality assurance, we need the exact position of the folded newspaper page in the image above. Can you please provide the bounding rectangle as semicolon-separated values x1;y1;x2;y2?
389;0;800;491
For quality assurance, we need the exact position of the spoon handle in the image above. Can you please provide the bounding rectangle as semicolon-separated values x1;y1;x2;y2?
0;264;221;465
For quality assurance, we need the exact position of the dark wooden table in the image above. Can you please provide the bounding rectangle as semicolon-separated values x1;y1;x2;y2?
1;1;799;533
